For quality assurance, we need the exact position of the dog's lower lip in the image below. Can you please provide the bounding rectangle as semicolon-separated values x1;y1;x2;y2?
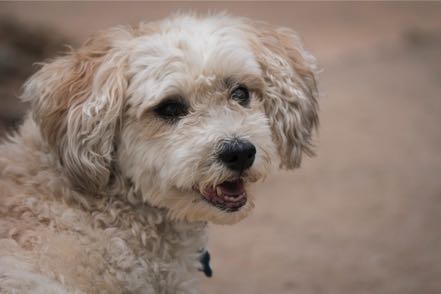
196;179;247;211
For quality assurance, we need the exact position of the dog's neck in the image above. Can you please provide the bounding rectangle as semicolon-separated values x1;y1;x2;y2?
67;167;209;258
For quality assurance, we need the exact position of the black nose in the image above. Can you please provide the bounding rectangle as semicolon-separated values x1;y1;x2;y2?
218;139;256;172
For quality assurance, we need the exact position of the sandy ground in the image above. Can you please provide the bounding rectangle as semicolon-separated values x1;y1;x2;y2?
1;3;441;294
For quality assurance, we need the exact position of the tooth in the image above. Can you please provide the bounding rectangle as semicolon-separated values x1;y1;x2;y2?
236;193;245;200
216;187;223;197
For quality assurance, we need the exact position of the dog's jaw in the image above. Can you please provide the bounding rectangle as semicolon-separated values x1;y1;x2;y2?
162;188;256;225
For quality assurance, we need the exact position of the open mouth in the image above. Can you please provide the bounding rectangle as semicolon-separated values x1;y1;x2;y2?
196;179;247;212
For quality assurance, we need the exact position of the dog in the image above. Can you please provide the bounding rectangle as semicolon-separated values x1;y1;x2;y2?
0;13;318;293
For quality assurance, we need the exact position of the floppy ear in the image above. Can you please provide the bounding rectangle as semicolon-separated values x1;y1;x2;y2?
251;25;319;169
21;34;128;193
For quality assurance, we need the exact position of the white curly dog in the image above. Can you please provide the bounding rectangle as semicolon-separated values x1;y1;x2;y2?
0;13;318;293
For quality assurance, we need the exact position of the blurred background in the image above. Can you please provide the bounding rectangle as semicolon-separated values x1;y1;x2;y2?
1;2;440;294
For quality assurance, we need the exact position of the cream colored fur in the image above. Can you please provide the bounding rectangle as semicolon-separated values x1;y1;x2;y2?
0;13;318;293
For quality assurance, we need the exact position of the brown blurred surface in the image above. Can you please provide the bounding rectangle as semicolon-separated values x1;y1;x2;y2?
1;2;440;294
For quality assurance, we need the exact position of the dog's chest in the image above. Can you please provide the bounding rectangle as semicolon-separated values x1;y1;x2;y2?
2;195;208;293
100;215;208;293
70;205;208;293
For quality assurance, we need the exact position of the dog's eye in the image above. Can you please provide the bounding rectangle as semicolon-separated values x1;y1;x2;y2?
154;99;188;121
231;86;250;106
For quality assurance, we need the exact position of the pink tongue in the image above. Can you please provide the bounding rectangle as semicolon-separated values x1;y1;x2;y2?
217;180;245;197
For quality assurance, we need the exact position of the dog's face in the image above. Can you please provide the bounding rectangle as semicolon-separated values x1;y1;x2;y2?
23;15;318;224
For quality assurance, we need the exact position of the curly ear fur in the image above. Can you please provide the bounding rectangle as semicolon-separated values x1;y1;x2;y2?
251;25;319;169
21;30;130;193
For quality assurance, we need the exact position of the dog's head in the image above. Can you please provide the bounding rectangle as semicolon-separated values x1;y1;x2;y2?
22;14;318;224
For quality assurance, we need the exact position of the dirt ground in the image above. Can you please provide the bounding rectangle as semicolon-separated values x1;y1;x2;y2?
1;2;440;294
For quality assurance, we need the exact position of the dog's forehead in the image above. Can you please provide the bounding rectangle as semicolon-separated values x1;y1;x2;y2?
127;15;262;106
156;15;255;63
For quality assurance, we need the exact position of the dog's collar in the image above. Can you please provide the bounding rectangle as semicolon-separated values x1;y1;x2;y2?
198;249;213;278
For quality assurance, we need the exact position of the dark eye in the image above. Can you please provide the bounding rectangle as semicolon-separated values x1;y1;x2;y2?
231;86;250;106
154;99;188;121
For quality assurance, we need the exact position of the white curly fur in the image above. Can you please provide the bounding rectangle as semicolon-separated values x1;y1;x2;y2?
0;13;318;293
